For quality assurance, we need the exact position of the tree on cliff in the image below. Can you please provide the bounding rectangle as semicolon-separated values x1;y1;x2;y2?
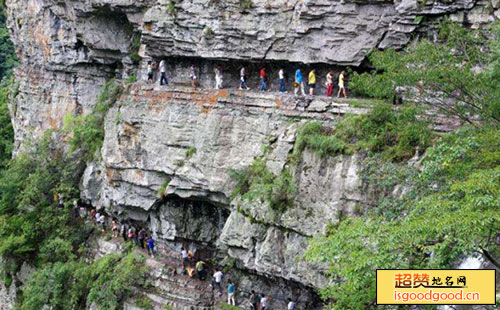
307;21;500;309
350;20;500;125
0;4;17;169
0;4;17;80
307;126;500;308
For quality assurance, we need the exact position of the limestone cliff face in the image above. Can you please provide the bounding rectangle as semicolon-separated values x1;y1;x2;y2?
4;0;500;309
75;84;370;308
6;0;498;149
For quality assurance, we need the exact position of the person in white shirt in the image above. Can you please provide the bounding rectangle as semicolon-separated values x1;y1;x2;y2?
279;68;286;93
181;247;189;273
287;298;296;310
212;269;223;295
99;214;106;232
239;67;250;90
159;60;168;85
215;66;224;89
260;294;270;310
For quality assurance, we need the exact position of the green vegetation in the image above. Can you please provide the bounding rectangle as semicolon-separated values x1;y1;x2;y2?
166;1;176;15
350;20;500;125
292;122;347;159
293;103;433;162
0;114;147;310
0;132;83;267
305;20;500;310
135;295;154;310
20;252;147;310
233;103;431;216
221;256;237;273
306;126;500;309
0;5;18;171
157;179;170;198
129;34;141;64
0;8;17;79
203;26;214;37
0;68;146;308
230;158;295;213
0;76;13;170
185;146;197;158
125;73;137;85
63;80;122;161
239;0;254;10
220;303;243;310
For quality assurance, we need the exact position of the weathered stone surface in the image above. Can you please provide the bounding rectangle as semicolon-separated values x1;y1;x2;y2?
82;84;364;210
76;85;368;302
4;0;496;150
0;260;34;310
0;279;16;310
4;0;499;308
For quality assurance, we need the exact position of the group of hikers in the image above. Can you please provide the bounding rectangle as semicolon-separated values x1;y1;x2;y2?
146;60;348;98
72;200;298;309
181;247;297;309
75;204;157;257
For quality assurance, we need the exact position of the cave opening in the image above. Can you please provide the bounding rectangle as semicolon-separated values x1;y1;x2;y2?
149;194;230;260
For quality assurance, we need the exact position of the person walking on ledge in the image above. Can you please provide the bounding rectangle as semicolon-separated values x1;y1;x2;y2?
227;279;236;305
338;70;347;98
147;61;154;84
159;59;168;86
195;260;206;280
240;66;250;90
308;69;316;96
279;68;286;93
259;67;267;91
294;68;306;96
326;71;334;97
260;294;270;310
190;64;198;90
212;269;223;296
249;290;259;310
138;228;146;248
215;65;223;89
181;247;189;274
147;235;155;257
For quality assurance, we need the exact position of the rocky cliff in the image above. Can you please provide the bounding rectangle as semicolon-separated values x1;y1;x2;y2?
78;85;371;308
6;0;498;149
4;0;500;309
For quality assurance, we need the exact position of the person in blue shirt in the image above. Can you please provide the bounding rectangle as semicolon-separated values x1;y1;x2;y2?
147;236;155;257
227;279;236;305
295;69;306;96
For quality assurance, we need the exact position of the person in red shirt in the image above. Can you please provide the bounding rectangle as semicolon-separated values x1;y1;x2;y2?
259;68;267;91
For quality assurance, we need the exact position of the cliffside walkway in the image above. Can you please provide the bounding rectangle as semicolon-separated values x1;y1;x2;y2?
126;82;462;132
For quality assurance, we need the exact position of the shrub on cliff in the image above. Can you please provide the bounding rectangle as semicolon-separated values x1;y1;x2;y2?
0;75;13;170
293;103;433;162
19;252;147;310
0;8;17;79
0;132;83;266
63;80;122;161
230;158;295;213
350;20;500;125
306;125;500;309
0;127;148;309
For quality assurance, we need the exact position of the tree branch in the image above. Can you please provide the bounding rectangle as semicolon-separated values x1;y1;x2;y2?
480;246;500;269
